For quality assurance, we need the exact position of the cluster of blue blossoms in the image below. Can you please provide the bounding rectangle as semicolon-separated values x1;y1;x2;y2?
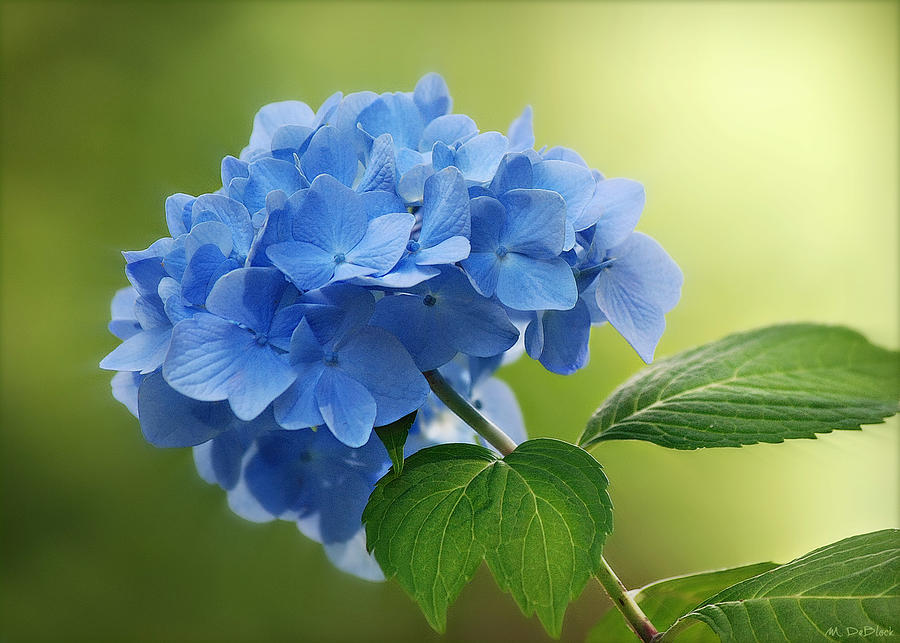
101;74;681;580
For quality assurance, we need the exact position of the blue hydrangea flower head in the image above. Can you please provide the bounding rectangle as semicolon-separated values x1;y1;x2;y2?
101;72;681;579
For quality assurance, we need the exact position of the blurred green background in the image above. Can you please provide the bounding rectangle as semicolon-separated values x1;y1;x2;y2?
1;2;897;641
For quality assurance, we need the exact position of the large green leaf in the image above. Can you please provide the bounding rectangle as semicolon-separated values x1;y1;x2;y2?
587;563;778;642
580;324;900;450
362;438;613;637
660;529;900;642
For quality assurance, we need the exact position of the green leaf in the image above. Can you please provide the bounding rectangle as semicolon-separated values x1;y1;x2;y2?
362;438;613;637
660;529;900;642
374;411;416;476
580;324;900;450
587;563;778;643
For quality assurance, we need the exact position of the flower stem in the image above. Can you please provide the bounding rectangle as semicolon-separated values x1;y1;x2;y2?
595;556;660;642
424;369;659;641
423;370;518;456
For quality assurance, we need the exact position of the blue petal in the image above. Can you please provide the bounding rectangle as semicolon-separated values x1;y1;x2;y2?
496;254;577;311
357;93;423;150
268;304;306;351
316;367;377;447
460;252;501;297
270;125;314;162
436;270;519;358
338;327;429;426
396;163;434;204
300;125;358;187
111;371;141;417
414;72;452;123
470;377;527;447
245;100;315;157
529;301;591;374
414;236;470;265
124;257;168;298
242;158;306;213
418;167;470;247
274;361;326;429
541;146;588;167
588;178;645;250
467;196;504;253
181;244;228;305
431;141;455;172
454;132;508;183
359;189;406;220
165;193;194;237
345;213;414;274
100;327;171;373
122;238;176;264
193;417;272;490
267;241;337;291
489;153;534;195
314;91;344;127
184;220;233;260
371;293;455;371
221;156;249;188
205;267;287;332
138;372;234;447
532;160;596;238
293;174;367;252
507;105;535;152
499;189;567;258
324;530;385;582
356;133;396;193
303;284;376;339
110;286;138;322
163;314;296;420
420;114;477;150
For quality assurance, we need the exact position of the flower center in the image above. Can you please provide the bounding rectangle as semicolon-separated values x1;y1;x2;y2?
255;333;269;346
496;245;509;258
333;253;346;264
323;352;339;366
423;294;437;307
406;240;421;253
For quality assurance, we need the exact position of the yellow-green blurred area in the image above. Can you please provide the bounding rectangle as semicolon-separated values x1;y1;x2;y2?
1;2;897;641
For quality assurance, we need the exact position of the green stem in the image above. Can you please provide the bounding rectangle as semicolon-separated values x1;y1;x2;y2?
425;369;660;641
423;370;518;455
595;556;660;642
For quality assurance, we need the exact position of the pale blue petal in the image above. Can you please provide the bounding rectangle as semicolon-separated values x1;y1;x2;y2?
532;160;596;234
300;125;358;187
470;377;527;447
396;163;434;204
111;371;141;417
110;286;138;321
467;196;504;253
270;125;314;161
419;114;477;150
532;301;591;374
507;105;534;152
455;132;508;183
356;133;396;193
612;232;683;312
293;174;367;252
274;362;326;429
496;254;577;311
588;178;645;250
418;167;470;247
205;267;286;331
489;153;533;195
184;220;233;260
338;327;429;426
359;189;406;220
316;368;377;447
242;158;306;213
414;72;452;123
595;271;665;364
267;241;337;291
542;146;588;167
414;236;470;265
221;156;249;189
138;372;232;447
165;193;194;237
324;530;385;582
461;252;501;297
353;257;439;288
246;100;315;155
357;93;423;150
499;188;567;258
314;91;344;127
100;327;171;373
431;141;455;172
345;213;414;273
